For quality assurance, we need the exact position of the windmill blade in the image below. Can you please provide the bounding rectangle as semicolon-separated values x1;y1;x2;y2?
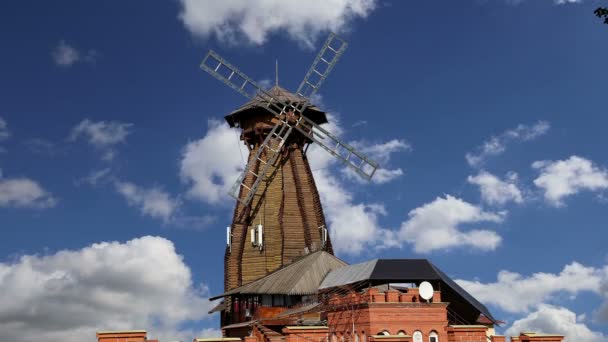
201;51;313;207
296;32;348;100
292;115;378;180
201;50;310;118
201;49;377;207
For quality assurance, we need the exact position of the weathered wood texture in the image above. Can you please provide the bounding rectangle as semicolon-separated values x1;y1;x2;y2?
225;136;332;292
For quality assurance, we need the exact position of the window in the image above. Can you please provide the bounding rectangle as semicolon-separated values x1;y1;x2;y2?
397;331;406;336
379;331;390;336
413;331;423;342
429;331;438;342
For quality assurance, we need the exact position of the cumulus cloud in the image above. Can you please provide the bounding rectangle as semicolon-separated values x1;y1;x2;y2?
345;139;411;184
466;121;550;167
51;40;97;67
306;115;408;254
468;170;523;206
178;0;377;47
181;114;407;255
456;262;603;313
313;168;392;254
398;195;504;253
505;305;605;342
179;119;248;205
532;155;608;206
0;236;215;342
0;176;56;209
598;275;608;322
114;181;180;223
69;119;132;161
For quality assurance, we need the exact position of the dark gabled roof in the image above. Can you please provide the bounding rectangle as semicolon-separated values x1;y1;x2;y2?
224;86;328;127
319;259;497;325
210;251;347;300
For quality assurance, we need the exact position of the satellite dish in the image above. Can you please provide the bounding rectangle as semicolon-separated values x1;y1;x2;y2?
419;281;434;301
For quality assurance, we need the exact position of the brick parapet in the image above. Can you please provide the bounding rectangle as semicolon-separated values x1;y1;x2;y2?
96;331;147;342
328;288;443;307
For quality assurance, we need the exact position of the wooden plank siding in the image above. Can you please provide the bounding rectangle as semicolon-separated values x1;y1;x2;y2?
225;138;333;293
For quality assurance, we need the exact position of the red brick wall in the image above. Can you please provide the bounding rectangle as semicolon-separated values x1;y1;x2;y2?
326;288;448;342
283;327;330;342
446;326;487;342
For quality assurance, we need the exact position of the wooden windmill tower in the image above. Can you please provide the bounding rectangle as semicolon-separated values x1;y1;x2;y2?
201;33;379;293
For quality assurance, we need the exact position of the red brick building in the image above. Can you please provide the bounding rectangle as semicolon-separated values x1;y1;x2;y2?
205;252;564;342
96;253;565;342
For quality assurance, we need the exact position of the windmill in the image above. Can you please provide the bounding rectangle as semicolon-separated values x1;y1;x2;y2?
200;33;379;292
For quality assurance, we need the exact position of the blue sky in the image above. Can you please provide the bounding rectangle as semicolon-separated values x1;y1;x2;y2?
1;1;608;341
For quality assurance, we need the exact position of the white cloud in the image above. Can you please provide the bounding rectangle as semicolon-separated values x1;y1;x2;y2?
51;40;98;67
77;168;112;186
0;236;215;342
505;305;606;342
466;121;550;167
0;116;9;142
598;275;608;323
306;114;408;255
0;176;56;209
398;195;504;253
313;168;392;254
52;40;80;66
114;181;180;223
532;156;608;206
180;111;410;255
468;170;523;206
345;139;411;184
456;262;603;314
69;119;132;161
179;119;248;205
178;0;377;47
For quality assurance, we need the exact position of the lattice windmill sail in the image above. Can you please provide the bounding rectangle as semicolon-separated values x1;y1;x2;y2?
201;33;379;294
201;33;378;207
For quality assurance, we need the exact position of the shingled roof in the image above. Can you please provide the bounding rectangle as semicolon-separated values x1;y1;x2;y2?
210;251;346;300
224;85;328;128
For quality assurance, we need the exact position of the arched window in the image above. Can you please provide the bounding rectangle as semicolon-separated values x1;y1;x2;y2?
378;330;390;336
355;333;360;342
397;331;406;336
413;331;423;342
362;331;367;342
429;331;438;342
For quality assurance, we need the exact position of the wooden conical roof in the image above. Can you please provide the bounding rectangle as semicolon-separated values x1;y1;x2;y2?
224;86;328;128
